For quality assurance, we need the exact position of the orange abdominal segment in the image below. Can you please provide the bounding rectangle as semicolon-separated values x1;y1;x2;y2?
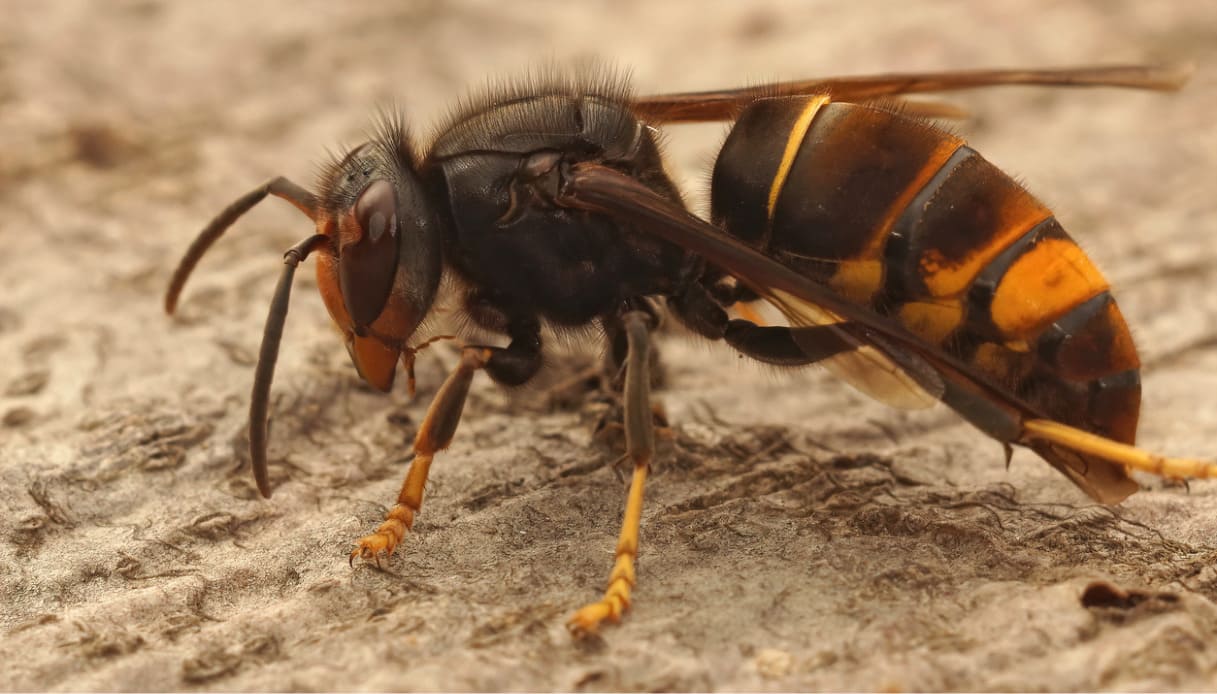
990;237;1110;338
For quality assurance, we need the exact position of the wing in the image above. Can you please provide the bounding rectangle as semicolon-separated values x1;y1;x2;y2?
763;287;942;410
557;162;962;411
631;63;1191;123
555;161;1217;505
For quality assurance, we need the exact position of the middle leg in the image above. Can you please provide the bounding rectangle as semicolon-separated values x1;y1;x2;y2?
568;309;658;636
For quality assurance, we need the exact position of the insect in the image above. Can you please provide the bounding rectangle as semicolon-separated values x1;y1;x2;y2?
164;62;1217;637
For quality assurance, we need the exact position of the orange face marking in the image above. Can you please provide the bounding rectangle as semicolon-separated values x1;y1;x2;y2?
317;231;415;392
315;249;352;329
989;238;1110;338
366;277;421;342
349;333;400;392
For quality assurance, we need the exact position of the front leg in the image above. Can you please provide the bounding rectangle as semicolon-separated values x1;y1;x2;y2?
351;327;542;564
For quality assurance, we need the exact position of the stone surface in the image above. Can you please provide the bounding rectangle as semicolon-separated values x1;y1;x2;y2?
3;1;1217;690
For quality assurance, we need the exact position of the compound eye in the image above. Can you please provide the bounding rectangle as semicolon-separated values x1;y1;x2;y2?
339;180;400;328
356;178;396;243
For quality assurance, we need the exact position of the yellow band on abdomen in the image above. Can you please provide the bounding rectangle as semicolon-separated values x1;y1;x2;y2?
766;95;830;224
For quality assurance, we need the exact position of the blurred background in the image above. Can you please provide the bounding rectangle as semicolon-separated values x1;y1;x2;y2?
3;1;1217;690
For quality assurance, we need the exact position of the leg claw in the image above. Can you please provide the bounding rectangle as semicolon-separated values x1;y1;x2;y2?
567;595;628;638
349;531;398;567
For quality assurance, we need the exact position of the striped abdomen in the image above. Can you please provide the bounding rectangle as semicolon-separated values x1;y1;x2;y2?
710;95;1141;452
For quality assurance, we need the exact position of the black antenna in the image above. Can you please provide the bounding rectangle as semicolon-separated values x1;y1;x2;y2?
249;234;330;498
164;176;318;314
163;175;326;497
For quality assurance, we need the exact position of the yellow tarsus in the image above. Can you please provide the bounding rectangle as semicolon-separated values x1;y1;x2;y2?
1022;419;1217;480
350;452;434;565
568;462;649;636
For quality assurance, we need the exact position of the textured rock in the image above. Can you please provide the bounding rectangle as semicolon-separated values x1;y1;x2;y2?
3;2;1217;690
